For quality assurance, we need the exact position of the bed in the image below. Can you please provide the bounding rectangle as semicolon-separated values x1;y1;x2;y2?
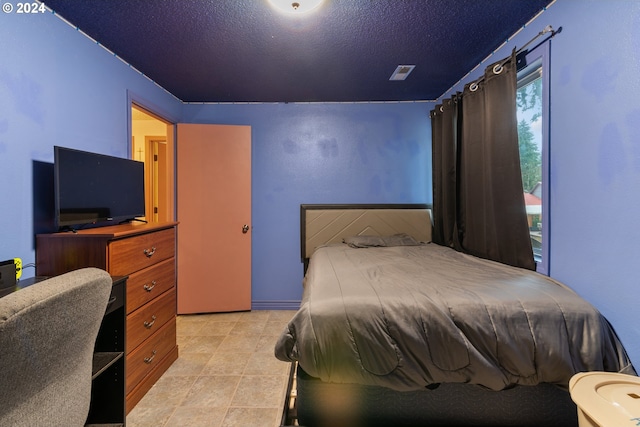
275;204;635;427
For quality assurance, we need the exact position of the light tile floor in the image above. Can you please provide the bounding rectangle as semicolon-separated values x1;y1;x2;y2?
126;310;296;427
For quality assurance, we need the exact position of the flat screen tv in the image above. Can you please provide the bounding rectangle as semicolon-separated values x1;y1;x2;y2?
54;146;145;230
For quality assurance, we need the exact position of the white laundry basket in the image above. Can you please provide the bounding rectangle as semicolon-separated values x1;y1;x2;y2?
569;372;640;427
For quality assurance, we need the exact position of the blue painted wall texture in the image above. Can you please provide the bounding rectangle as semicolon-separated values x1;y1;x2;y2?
1;0;639;368
182;103;432;306
0;10;182;264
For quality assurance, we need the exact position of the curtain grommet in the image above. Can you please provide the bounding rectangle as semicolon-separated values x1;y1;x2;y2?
469;83;478;92
493;64;504;74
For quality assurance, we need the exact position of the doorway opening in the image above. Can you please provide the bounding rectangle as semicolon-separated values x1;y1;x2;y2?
131;105;175;223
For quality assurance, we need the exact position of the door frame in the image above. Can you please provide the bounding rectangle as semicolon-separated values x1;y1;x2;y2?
127;93;177;222
144;136;168;223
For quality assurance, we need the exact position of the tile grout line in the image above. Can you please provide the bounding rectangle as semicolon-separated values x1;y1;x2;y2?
128;311;296;427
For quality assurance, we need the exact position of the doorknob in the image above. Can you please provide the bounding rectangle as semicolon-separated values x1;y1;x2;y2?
242;224;250;234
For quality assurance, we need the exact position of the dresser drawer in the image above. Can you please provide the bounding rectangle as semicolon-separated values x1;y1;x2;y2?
126;258;175;314
109;228;175;276
126;289;176;353
126;318;176;395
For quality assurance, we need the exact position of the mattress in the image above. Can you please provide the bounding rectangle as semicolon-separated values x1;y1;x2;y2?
275;242;635;391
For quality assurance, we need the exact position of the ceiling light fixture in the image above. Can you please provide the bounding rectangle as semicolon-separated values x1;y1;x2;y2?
389;65;416;81
268;0;325;14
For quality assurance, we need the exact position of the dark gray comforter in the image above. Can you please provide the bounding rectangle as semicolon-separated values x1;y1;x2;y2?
275;243;635;391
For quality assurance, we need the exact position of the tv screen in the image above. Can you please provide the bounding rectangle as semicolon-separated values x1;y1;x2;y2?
54;146;145;229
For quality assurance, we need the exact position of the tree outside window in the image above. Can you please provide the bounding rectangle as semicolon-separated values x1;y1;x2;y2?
517;65;543;263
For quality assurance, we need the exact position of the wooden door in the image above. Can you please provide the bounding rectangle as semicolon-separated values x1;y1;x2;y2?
144;138;167;223
153;140;168;222
176;124;251;314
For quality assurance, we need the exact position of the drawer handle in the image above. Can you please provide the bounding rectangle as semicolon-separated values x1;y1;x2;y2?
143;315;157;329
143;246;157;258
144;350;157;364
143;281;157;292
107;295;117;306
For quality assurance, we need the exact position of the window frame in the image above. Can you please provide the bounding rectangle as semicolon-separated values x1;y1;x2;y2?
516;41;550;275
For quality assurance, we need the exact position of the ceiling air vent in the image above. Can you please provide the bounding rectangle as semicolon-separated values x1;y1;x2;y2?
389;65;416;81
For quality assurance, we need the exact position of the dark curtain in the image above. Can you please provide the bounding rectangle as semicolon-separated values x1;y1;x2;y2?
430;96;459;247
431;51;535;270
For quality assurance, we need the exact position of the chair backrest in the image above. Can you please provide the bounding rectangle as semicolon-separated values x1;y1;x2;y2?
0;267;112;427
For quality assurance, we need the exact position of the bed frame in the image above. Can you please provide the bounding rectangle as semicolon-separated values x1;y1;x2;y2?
295;204;578;427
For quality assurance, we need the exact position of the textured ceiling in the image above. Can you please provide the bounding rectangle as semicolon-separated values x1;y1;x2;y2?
43;0;554;103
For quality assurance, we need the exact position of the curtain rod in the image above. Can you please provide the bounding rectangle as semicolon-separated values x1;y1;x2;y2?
435;25;561;110
466;25;560;93
517;25;559;57
492;25;560;76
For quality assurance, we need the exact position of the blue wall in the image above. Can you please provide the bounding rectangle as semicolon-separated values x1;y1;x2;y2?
182;103;433;306
549;0;640;371
440;0;640;369
0;9;182;270
2;0;639;369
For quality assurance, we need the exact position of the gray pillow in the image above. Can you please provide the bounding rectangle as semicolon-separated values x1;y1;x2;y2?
343;235;386;248
343;233;421;248
382;233;421;246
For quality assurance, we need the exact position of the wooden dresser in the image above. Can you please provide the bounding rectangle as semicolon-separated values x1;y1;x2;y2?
36;221;179;414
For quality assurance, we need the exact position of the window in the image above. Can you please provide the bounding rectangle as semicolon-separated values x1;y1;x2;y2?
516;43;549;274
